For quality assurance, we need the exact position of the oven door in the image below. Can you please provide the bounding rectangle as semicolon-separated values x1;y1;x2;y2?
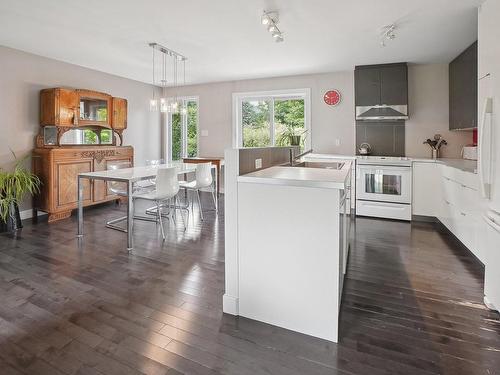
356;165;412;204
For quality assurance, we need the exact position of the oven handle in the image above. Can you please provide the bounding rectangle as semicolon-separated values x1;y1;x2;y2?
357;166;412;173
359;201;410;210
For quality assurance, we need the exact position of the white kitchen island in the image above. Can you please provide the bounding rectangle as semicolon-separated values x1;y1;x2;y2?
223;148;352;343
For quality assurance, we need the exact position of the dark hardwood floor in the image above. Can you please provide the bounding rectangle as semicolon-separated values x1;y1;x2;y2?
0;196;499;375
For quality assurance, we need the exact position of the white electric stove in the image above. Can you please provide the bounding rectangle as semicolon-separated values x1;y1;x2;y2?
356;156;412;221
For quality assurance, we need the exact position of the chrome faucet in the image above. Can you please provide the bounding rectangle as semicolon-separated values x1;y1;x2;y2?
289;148;313;166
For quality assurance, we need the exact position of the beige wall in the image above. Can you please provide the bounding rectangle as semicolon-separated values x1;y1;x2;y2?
166;64;471;159
406;64;471;158
164;71;356;156
0;45;161;211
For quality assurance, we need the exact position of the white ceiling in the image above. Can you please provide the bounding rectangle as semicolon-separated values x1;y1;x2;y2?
0;0;481;86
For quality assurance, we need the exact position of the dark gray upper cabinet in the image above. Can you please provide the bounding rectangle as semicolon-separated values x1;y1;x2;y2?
355;68;381;106
355;63;408;106
380;65;408;105
449;42;478;130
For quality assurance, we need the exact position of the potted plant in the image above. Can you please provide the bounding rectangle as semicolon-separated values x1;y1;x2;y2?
0;151;41;233
277;125;308;147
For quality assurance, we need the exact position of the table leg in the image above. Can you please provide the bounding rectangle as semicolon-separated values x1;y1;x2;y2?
215;164;219;197
183;173;188;201
127;180;134;251
214;167;218;213
77;176;83;238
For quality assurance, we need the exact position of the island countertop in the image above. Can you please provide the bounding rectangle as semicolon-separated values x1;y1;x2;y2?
237;160;352;189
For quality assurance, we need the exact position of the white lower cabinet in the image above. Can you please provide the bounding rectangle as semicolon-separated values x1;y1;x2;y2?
413;162;484;264
412;162;441;216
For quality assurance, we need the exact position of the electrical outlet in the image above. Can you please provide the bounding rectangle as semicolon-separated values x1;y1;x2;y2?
335;139;341;146
255;158;262;169
201;130;209;137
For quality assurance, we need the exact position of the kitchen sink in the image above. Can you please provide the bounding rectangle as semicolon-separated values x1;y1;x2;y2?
282;161;345;170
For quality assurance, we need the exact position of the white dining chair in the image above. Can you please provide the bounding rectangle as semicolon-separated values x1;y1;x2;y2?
136;159;165;192
133;166;184;240
179;163;216;221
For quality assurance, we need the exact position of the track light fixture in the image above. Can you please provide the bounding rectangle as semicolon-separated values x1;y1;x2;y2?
261;11;284;43
380;24;397;47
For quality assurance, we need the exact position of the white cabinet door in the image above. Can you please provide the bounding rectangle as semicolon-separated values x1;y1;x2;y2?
440;199;455;233
455;209;474;252
412;162;440;216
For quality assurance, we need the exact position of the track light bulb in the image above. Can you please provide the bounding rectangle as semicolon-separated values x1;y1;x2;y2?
261;14;270;25
149;99;158;112
268;24;277;32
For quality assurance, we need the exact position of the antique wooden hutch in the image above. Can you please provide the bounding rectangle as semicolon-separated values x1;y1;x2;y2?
33;88;134;222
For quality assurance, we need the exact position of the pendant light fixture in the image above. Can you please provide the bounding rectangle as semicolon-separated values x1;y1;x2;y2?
148;43;187;113
149;46;158;111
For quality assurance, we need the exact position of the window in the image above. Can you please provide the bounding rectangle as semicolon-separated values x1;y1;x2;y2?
166;97;199;161
233;89;310;149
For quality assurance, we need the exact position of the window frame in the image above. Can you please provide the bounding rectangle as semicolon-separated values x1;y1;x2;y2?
163;96;199;162
232;88;311;149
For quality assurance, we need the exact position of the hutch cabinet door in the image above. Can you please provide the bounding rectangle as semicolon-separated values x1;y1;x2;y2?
92;158;107;203
112;98;128;130
55;160;92;210
58;89;80;126
77;90;113;127
40;88;79;126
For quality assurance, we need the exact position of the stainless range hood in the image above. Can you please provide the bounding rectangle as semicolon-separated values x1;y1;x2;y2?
355;104;408;121
355;63;409;121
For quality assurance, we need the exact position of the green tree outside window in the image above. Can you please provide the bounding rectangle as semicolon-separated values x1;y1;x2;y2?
172;112;182;161
241;98;305;148
187;101;198;157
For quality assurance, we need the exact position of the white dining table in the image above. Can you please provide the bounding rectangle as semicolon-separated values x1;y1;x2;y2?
77;162;218;251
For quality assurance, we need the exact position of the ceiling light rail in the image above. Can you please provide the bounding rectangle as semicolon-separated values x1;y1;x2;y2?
261;10;284;43
149;42;187;61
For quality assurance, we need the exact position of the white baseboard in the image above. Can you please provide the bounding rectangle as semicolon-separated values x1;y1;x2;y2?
222;294;239;315
484;296;498;312
20;208;47;221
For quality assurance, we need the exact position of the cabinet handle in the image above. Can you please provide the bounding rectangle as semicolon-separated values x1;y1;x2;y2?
460;212;466;216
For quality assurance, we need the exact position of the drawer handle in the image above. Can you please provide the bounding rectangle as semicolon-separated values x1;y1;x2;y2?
460;212;466;216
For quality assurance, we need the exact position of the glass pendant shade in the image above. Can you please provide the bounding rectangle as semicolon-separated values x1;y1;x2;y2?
149;99;158;112
160;98;168;113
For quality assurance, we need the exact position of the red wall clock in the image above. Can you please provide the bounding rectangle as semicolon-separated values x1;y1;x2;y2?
324;89;342;106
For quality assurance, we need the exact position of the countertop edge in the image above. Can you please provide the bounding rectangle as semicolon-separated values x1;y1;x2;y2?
237;175;346;189
411;158;477;174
